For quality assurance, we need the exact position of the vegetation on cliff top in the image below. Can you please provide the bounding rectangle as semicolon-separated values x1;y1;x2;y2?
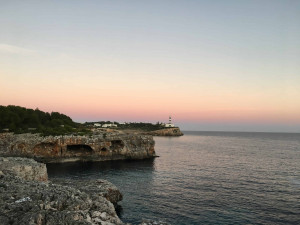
118;122;166;131
0;105;176;135
0;105;90;136
85;121;167;131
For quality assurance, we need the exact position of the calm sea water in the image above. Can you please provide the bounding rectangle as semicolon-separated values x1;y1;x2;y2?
47;131;300;225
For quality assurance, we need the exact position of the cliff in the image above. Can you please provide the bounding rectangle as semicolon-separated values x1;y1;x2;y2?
147;128;183;136
0;132;155;163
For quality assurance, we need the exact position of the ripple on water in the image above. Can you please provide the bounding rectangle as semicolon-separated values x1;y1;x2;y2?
47;132;300;225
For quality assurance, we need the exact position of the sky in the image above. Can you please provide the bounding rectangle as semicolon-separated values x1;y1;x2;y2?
0;0;300;132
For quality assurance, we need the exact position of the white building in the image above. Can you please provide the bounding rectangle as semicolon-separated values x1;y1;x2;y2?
165;116;175;127
94;123;101;127
102;123;118;128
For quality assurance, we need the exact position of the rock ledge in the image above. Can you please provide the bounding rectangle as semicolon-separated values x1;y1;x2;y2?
0;157;47;181
0;133;155;163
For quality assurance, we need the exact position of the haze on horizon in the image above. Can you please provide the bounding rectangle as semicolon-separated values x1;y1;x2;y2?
0;0;300;133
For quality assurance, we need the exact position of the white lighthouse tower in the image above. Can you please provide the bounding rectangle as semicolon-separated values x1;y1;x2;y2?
165;115;175;127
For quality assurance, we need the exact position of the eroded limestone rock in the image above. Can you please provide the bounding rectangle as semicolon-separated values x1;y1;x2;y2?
0;157;48;181
0;133;155;163
0;174;124;225
50;178;123;205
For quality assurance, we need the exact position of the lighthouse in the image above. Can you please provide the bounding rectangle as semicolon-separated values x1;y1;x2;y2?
165;115;175;128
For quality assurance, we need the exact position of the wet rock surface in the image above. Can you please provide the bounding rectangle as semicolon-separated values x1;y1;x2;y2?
0;157;48;181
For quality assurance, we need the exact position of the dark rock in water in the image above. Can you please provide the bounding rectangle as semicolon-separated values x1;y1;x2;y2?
50;178;123;206
0;174;124;225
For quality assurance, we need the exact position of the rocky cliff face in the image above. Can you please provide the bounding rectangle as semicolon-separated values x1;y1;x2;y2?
147;128;183;136
0;133;155;163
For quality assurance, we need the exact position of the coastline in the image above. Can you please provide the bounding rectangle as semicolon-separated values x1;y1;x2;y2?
0;157;124;224
0;130;171;224
114;127;184;137
0;132;156;163
0;157;171;225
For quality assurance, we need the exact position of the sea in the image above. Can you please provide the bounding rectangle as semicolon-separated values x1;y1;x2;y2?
47;131;300;225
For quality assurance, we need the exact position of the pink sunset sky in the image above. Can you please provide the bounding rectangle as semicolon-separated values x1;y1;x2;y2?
1;1;300;132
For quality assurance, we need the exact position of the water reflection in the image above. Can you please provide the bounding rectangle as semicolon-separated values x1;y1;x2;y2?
47;158;157;224
47;158;156;178
46;132;300;225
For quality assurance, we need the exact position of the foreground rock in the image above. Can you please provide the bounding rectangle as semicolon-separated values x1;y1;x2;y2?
0;132;155;163
0;157;170;225
50;178;123;206
0;157;48;181
0;174;124;225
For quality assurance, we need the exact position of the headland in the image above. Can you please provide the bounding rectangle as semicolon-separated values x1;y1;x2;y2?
0;105;173;224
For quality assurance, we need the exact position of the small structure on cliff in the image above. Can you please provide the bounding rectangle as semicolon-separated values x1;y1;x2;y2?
93;123;118;128
165;116;175;128
102;123;117;128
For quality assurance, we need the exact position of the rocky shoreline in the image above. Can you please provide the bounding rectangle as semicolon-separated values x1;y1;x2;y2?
0;157;171;225
0;131;172;224
0;128;173;225
115;128;184;137
0;132;156;163
145;128;183;136
0;157;124;225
